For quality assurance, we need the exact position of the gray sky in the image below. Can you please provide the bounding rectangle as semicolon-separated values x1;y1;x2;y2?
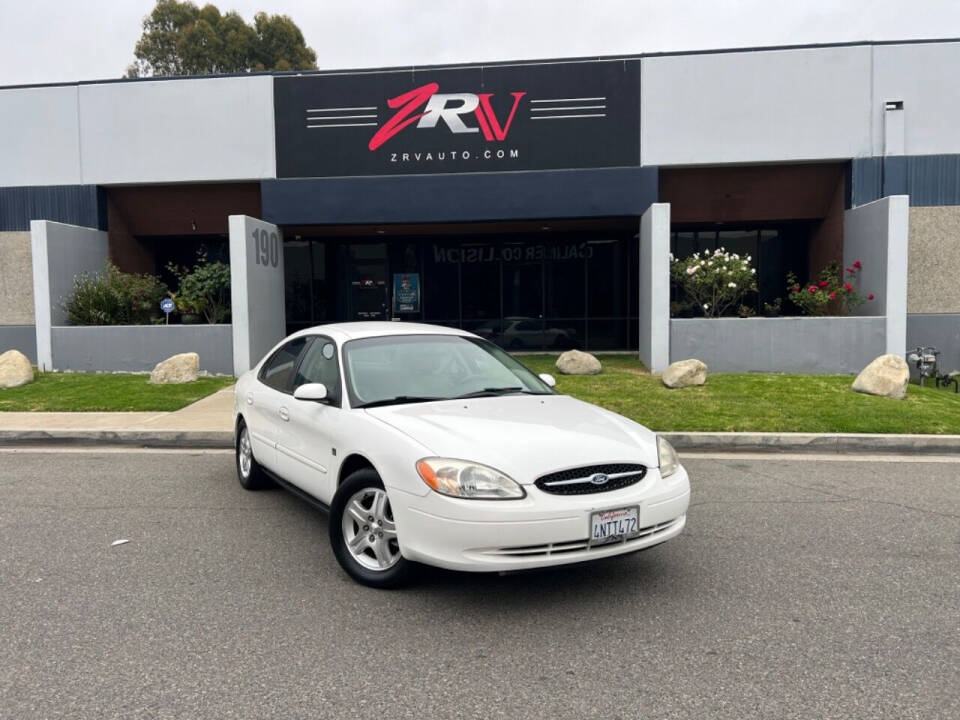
2;0;960;86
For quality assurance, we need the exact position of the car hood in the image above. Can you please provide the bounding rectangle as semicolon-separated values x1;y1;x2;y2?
364;394;659;484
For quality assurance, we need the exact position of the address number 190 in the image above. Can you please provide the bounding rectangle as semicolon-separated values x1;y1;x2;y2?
251;228;280;268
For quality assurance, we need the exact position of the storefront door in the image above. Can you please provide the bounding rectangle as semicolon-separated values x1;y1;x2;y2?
346;243;388;321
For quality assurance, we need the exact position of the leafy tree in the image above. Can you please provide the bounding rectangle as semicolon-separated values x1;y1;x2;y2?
126;0;316;77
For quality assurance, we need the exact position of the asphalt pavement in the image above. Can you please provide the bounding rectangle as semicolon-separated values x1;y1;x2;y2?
0;449;957;720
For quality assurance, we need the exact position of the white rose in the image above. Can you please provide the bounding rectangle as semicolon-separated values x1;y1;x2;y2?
751;268;756;274
686;266;697;275
728;282;737;288
703;303;710;310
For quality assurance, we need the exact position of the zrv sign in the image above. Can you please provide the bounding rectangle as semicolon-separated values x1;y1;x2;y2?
274;60;639;177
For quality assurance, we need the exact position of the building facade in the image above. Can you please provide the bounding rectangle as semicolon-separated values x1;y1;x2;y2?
2;40;959;372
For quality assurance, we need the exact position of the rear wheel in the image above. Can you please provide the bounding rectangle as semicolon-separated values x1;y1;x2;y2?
235;420;271;490
330;469;414;588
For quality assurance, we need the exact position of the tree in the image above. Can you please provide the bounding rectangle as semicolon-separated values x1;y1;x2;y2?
126;0;316;77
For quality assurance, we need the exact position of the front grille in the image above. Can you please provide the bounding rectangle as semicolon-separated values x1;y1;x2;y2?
480;518;681;558
535;463;647;495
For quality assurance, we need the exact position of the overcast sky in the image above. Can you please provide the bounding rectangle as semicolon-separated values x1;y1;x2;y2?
2;0;960;86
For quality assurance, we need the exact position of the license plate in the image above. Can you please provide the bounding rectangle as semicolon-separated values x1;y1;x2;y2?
589;506;640;546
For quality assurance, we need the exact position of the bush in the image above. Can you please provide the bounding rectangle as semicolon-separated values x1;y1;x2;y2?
63;264;168;326
166;250;231;324
670;248;757;318
786;260;875;316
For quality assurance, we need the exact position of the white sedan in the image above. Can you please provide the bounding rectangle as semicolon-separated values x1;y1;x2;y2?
234;322;690;588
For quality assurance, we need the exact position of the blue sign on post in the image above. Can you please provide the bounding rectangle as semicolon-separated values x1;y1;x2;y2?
392;273;421;314
160;297;175;324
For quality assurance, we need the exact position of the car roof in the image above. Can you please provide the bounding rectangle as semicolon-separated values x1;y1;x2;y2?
289;321;478;342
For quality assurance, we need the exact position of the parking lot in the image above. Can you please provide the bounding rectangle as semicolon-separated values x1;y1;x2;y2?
0;449;957;719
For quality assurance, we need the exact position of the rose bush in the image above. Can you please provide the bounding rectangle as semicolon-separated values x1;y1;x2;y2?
786;260;873;316
670;248;757;318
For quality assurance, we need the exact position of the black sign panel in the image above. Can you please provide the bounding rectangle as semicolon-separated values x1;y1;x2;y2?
274;60;640;178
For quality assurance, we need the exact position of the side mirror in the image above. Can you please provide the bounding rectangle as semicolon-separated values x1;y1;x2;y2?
538;373;557;388
293;382;329;402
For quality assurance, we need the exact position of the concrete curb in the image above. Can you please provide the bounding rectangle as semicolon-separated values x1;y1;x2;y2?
1;429;959;454
661;431;960;455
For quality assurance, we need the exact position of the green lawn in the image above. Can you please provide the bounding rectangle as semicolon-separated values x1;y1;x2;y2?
517;354;960;434
0;373;235;412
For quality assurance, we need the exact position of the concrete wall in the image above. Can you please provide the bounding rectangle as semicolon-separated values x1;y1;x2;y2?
639;203;670;372
0;325;37;364
0;231;34;324
907;314;960;373
872;42;960;157
49;325;233;374
229;215;286;374
0;86;81;186
30;220;110;370
641;45;872;166
907;206;960;313
670;317;886;374
843;196;909;355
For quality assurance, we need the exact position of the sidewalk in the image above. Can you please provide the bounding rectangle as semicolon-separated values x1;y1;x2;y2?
0;387;235;448
2;387;960;453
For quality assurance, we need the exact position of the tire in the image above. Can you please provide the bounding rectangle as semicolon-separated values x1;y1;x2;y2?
329;468;414;588
235;419;272;490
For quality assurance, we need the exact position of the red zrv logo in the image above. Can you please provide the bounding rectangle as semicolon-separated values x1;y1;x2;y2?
368;83;526;151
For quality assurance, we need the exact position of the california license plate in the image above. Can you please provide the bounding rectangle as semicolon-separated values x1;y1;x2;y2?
589;506;640;546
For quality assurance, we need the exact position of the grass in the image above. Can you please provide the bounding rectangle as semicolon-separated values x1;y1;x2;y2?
517;354;960;434
0;373;235;412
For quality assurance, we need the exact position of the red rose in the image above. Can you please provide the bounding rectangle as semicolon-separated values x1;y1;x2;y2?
818;280;829;288
828;292;836;300
844;283;853;292
845;267;855;274
808;286;818;294
853;261;862;269
792;284;800;292
868;293;874;300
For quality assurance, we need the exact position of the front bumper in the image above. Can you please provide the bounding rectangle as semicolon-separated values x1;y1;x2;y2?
389;465;690;572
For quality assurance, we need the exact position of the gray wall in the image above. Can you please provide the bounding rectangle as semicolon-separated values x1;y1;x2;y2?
0;231;34;324
639;203;670;372
50;325;233;374
907;314;960;374
908;206;960;314
0;85;82;187
670;317;886;374
229;215;286;374
0;325;37;364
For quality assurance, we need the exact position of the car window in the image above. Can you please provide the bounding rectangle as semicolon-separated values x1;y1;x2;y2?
294;336;341;405
259;337;309;393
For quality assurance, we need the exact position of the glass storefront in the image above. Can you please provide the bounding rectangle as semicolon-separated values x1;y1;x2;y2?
284;228;639;350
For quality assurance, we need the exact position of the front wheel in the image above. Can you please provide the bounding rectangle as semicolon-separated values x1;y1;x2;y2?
235;420;272;490
329;469;414;588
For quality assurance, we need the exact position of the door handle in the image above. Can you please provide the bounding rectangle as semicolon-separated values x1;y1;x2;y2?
278;407;290;422
245;393;254;406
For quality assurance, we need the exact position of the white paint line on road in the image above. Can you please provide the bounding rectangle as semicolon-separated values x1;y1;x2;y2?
681;451;960;463
0;446;233;455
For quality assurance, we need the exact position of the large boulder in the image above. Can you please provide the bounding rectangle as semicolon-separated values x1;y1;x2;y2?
556;350;602;375
662;359;707;389
0;349;34;389
852;354;909;399
150;352;199;384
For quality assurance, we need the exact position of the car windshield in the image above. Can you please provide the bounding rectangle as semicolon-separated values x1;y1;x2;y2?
343;334;553;408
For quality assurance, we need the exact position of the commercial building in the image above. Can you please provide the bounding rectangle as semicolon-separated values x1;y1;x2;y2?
1;39;959;375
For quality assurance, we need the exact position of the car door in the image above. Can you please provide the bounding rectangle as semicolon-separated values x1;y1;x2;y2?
276;335;344;504
247;336;310;474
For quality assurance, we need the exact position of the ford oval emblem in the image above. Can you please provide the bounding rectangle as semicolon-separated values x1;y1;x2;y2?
590;473;609;485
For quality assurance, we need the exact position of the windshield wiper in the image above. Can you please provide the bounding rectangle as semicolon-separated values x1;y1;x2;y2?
356;395;443;409
454;387;532;399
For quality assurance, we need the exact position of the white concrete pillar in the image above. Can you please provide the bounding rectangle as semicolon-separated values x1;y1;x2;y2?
229;215;286;375
30;220;109;371
639;203;671;373
843;195;909;357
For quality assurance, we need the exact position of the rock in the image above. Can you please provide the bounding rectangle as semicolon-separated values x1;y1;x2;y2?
851;354;909;399
556;350;602;375
149;352;199;384
662;359;707;389
0;349;34;388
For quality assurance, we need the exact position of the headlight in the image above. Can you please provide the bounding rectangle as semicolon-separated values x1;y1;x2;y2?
416;457;525;500
658;436;681;478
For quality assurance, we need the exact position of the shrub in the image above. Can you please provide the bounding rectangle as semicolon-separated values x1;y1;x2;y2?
64;264;168;326
670;248;757;318
166;250;231;324
786;260;874;316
